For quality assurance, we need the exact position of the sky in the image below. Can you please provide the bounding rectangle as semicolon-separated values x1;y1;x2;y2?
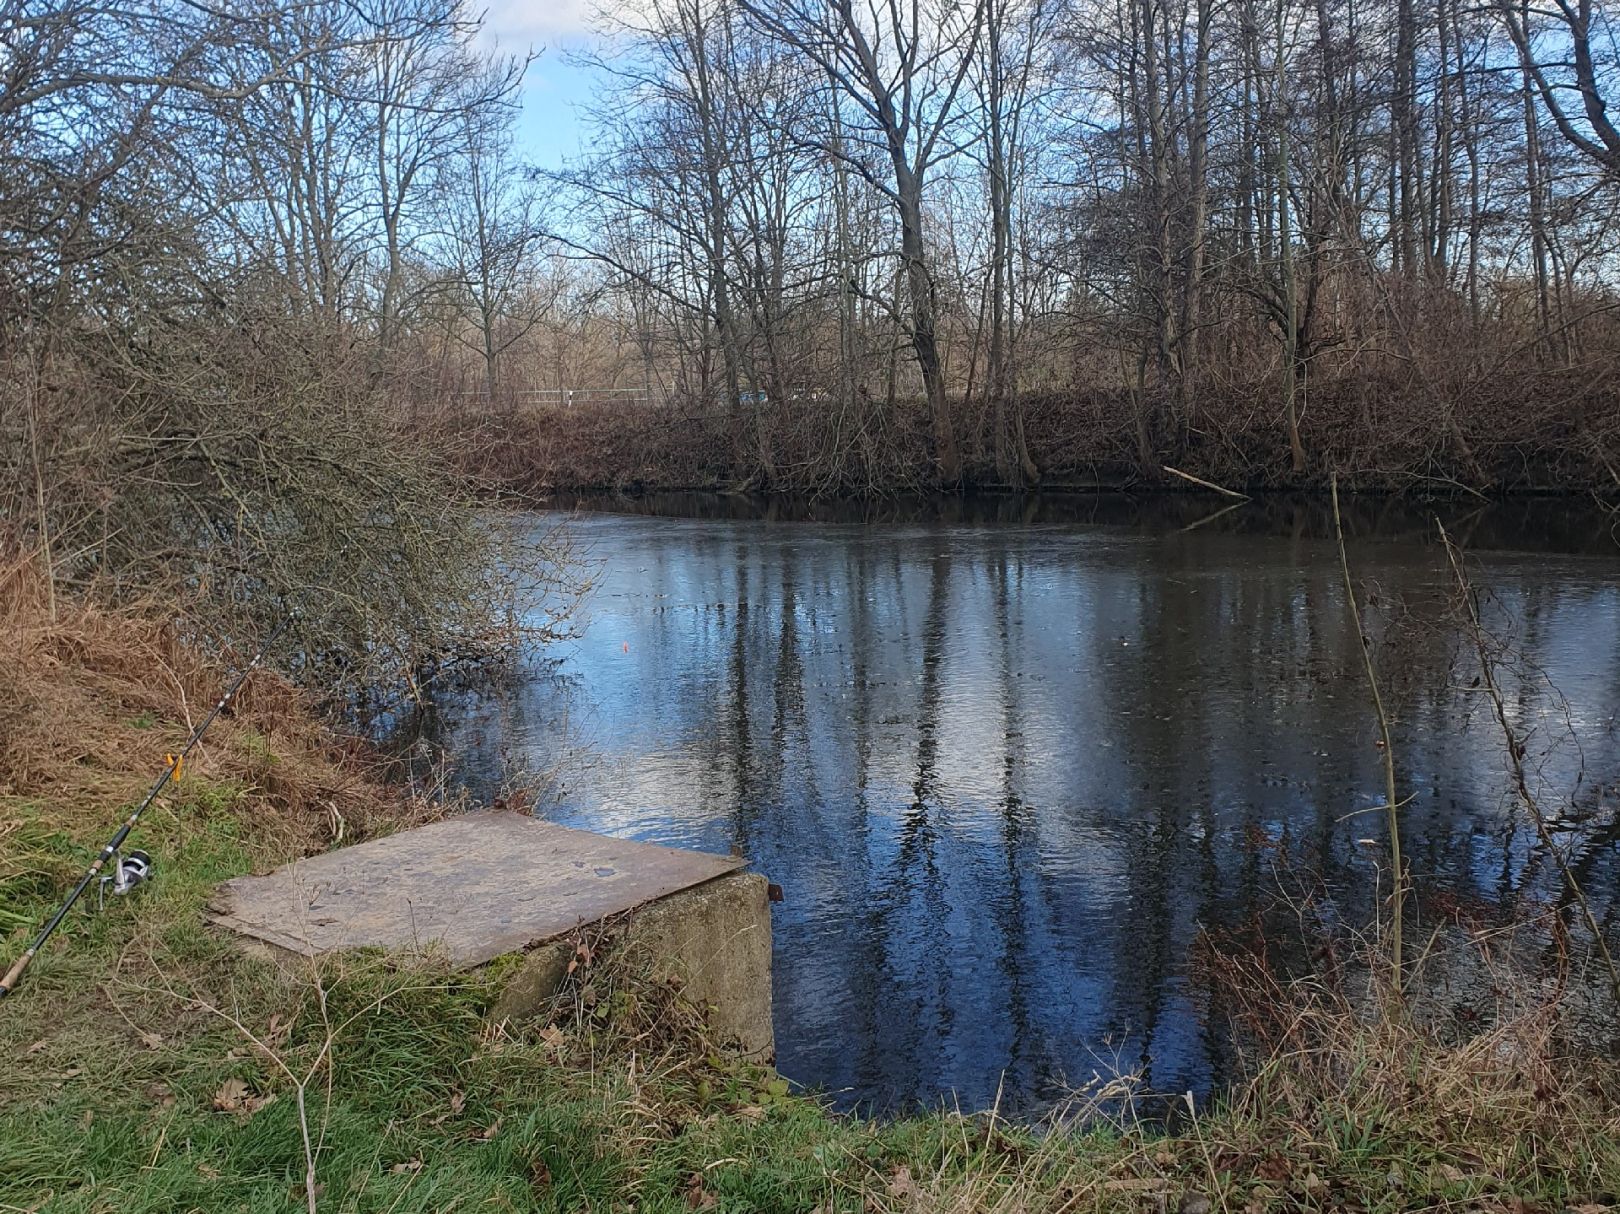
478;0;616;170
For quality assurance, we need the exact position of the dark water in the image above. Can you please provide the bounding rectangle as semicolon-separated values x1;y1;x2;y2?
430;493;1620;1117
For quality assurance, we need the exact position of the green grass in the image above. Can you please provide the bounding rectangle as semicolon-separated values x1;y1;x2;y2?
6;784;1620;1214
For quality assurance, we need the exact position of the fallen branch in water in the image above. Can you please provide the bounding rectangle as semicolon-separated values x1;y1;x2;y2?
1162;466;1250;500
1178;501;1247;533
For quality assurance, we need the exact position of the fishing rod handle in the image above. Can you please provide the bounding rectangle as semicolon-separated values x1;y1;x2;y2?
0;949;31;997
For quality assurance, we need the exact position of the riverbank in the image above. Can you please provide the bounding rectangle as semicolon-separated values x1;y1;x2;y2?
6;586;1620;1211
432;381;1620;498
525;487;1620;557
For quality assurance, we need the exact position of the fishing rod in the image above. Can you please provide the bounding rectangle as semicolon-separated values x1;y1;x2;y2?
0;612;295;999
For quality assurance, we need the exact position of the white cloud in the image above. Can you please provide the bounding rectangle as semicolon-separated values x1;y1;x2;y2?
477;0;617;48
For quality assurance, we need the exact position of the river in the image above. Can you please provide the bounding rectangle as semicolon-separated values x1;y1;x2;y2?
425;493;1620;1117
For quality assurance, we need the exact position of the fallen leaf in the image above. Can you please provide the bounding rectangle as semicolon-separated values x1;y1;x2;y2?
477;1120;502;1141
685;1171;717;1210
213;1078;249;1112
888;1165;919;1201
25;1040;47;1055
391;1158;423;1175
538;1025;566;1050
197;1163;220;1180
1488;1199;1544;1214
566;943;595;977
1257;1155;1291;1183
138;1031;163;1050
737;1104;766;1121
429;1090;467;1127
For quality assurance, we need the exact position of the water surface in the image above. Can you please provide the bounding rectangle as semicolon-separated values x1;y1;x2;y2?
431;494;1620;1116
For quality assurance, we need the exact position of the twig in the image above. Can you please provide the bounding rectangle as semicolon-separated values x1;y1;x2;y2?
1184;1091;1231;1214
1162;465;1251;500
1437;521;1620;1006
1331;474;1404;994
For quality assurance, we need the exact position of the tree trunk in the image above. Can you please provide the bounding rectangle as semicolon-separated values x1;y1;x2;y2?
1178;0;1212;410
896;170;960;486
1275;0;1307;474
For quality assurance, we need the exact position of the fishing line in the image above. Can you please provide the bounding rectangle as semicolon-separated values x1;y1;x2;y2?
0;612;295;999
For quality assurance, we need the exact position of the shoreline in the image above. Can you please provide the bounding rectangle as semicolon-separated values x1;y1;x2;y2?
429;387;1620;505
5;563;1620;1211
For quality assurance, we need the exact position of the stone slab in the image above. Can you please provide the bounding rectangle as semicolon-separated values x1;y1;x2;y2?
209;810;745;968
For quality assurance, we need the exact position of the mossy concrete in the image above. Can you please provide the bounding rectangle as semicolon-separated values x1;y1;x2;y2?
210;812;774;1058
490;870;774;1059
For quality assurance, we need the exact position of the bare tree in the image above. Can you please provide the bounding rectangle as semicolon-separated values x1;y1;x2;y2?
444;106;555;403
741;0;988;486
365;0;525;354
975;0;1046;487
1;0;565;689
1494;0;1620;179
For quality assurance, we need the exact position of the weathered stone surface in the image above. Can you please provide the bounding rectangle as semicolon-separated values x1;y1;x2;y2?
209;810;744;966
209;811;773;1056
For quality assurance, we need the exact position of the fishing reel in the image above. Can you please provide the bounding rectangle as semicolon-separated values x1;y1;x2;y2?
98;849;154;909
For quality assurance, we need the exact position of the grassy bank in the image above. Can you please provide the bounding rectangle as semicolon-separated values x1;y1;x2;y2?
6;591;1620;1213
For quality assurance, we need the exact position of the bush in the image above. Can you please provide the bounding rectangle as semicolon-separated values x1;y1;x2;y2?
2;310;577;705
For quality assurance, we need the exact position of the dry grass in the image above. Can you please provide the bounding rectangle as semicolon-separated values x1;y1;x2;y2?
1178;915;1620;1204
0;550;438;889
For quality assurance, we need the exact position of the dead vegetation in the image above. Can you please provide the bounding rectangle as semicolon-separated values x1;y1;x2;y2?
425;365;1620;497
1196;917;1620;1204
0;553;441;901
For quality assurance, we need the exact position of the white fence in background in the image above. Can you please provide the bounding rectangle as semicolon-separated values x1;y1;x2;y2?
454;387;657;408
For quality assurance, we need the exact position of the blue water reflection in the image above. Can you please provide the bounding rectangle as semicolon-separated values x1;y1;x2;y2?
433;497;1620;1116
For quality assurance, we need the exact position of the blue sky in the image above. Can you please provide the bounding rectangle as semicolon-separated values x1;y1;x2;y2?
479;0;612;169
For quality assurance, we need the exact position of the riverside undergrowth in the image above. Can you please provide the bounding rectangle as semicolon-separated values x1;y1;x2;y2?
5;582;1620;1213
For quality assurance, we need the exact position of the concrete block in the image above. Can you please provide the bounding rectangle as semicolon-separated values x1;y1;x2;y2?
209;811;773;1058
490;870;774;1059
